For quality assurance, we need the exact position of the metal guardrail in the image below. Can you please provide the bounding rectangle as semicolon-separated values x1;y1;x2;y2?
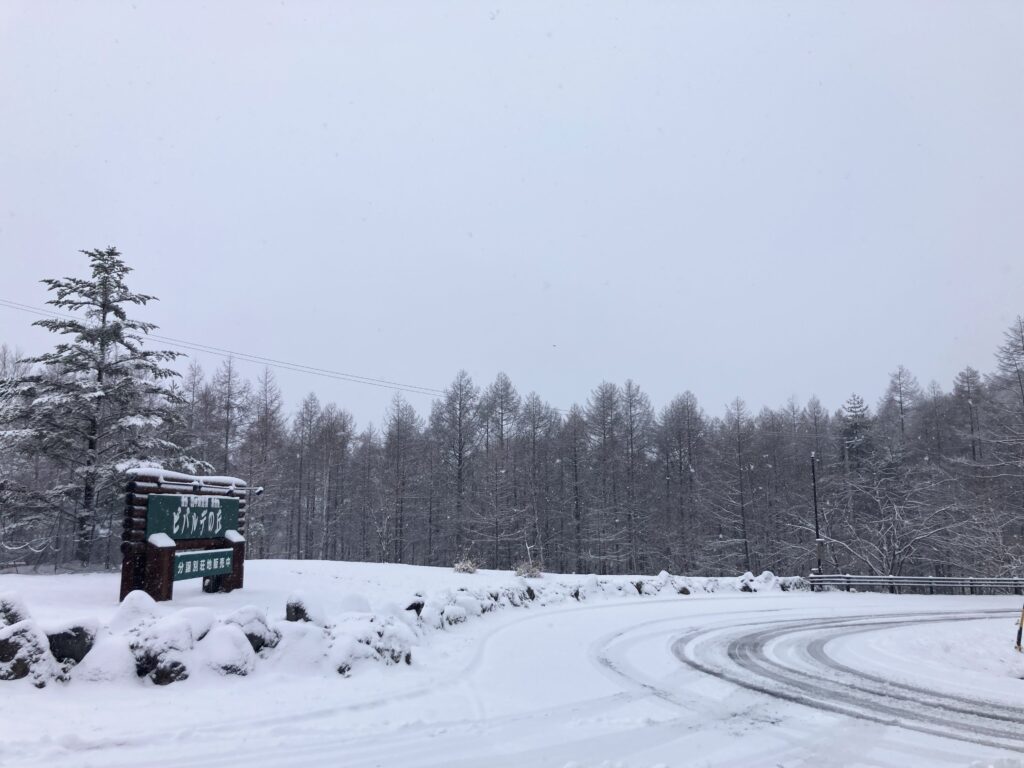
808;574;1024;595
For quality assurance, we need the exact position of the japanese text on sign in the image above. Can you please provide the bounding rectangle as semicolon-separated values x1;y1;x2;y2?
173;549;233;581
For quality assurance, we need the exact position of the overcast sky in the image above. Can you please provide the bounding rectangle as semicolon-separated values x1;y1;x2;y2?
2;1;1022;425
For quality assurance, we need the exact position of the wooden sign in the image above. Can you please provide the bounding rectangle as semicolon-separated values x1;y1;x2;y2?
119;469;261;602
146;495;240;540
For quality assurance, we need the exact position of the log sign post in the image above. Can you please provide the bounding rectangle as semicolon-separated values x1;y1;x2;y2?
119;468;261;602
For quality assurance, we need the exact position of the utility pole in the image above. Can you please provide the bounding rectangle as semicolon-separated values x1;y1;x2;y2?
811;452;822;575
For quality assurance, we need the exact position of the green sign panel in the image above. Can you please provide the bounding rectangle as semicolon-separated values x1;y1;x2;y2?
173;548;234;581
146;495;240;540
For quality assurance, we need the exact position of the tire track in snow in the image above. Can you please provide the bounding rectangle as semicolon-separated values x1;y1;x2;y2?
672;609;1024;753
87;596;723;768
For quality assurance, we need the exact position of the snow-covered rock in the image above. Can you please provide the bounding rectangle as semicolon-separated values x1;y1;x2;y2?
224;606;280;653
45;621;98;665
0;620;60;686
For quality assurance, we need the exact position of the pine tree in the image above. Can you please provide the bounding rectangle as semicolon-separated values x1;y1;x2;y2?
1;248;186;565
839;393;872;465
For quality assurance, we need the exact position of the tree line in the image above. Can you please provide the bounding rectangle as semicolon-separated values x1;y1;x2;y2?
2;249;1022;577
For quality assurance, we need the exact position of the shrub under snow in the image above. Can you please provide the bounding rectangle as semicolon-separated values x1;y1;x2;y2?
514;561;544;578
0;619;61;687
0;568;803;687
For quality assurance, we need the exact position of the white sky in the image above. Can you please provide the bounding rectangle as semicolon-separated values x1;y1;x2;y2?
2;1;1023;425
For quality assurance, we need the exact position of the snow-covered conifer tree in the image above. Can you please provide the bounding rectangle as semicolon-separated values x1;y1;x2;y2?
1;248;186;565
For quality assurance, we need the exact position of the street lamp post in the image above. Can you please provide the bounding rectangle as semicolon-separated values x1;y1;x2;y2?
811;452;822;575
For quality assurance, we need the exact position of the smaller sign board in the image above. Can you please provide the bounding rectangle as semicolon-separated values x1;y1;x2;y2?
174;548;234;581
147;495;240;540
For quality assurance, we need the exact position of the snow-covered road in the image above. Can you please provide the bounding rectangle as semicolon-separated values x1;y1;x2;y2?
3;581;1022;768
675;609;1024;753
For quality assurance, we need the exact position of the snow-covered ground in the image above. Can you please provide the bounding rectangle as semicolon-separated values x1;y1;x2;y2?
1;560;1022;767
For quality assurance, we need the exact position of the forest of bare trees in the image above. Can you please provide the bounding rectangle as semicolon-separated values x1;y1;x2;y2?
2;251;1023;578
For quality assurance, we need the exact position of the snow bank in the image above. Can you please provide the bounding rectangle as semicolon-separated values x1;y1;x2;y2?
0;563;805;688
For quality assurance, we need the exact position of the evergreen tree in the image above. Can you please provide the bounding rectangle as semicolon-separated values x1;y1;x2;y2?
0;248;186;564
838;393;872;466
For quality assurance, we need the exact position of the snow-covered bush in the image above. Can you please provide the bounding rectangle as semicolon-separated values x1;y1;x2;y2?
129;608;215;684
330;634;378;677
442;603;468;626
200;624;257;676
453;559;478;574
110;590;157;633
514;561;543;578
0;619;60;686
73;632;137;682
224;606;280;653
0;593;30;626
0;565;809;688
286;593;325;624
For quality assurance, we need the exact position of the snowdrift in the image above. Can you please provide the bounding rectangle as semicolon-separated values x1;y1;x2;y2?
0;561;805;687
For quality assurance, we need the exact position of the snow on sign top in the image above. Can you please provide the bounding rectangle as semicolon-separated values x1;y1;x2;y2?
145;494;240;540
124;467;249;487
147;532;175;548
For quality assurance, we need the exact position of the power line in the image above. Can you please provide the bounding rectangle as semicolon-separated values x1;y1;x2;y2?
0;297;577;413
0;297;445;399
1;297;841;423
